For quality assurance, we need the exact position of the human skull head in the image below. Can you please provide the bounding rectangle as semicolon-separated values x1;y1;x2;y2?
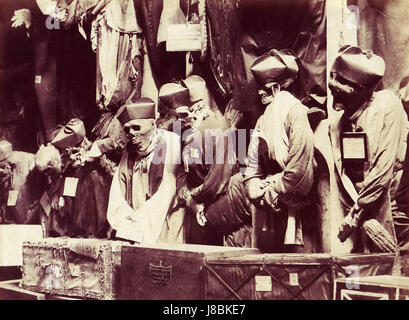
123;119;156;152
174;100;209;130
35;143;62;175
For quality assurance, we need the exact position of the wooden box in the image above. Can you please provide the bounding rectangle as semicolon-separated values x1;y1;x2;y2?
334;276;409;300
120;243;259;300
0;280;46;300
21;238;127;300
204;253;395;300
0;225;43;266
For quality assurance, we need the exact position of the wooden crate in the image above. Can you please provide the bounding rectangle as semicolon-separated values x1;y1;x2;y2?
0;280;81;300
204;253;394;300
334;276;409;300
21;238;127;300
0;280;46;300
120;243;259;300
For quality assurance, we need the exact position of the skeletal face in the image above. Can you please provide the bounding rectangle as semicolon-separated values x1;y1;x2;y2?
174;100;208;130
329;71;368;114
258;83;280;105
258;87;274;105
124;119;156;152
35;144;62;175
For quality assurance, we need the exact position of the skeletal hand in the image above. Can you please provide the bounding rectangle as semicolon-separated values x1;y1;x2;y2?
195;204;207;227
11;9;32;29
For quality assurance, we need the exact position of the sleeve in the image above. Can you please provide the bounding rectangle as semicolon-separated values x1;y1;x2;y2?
106;166;136;232
194;129;237;203
243;130;264;180
131;133;182;244
356;99;405;212
270;105;314;199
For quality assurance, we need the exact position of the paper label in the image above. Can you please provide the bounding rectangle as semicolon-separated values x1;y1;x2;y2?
255;275;272;292
341;132;367;160
7;190;18;206
63;177;79;197
289;273;299;286
40;191;52;217
35;75;42;84
166;23;201;52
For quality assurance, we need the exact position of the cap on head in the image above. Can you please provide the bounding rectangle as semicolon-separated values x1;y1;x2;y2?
182;75;208;104
159;75;209;110
51;118;86;149
331;45;385;88
117;97;156;125
158;83;190;110
250;49;299;87
0;140;12;162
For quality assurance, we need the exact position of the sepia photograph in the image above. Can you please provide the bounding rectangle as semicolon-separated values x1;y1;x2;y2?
0;0;409;310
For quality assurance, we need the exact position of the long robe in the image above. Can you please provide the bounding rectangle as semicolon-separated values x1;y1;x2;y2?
177;111;251;245
245;91;316;252
329;89;408;253
107;129;186;244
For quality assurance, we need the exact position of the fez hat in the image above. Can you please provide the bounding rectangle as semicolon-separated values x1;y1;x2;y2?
51;118;86;150
250;49;299;86
331;45;385;88
117;97;156;125
0;140;12;162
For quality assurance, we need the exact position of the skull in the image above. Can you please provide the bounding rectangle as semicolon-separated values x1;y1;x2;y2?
35;143;62;175
123;119;156;152
328;71;368;114
174;100;209;130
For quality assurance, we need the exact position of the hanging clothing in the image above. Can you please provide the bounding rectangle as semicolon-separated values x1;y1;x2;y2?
133;0;186;87
204;0;327;128
92;0;144;113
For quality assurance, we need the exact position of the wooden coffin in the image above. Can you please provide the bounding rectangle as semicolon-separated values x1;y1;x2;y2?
120;243;259;300
204;253;395;300
21;238;127;300
334;275;409;300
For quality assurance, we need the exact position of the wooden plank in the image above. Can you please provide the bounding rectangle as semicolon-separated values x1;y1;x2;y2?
122;244;258;260
348;276;409;289
0;280;46;300
208;254;332;265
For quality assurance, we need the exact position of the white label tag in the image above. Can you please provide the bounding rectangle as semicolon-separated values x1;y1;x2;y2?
289;273;299;286
7;190;18;206
35;75;42;84
63;177;79;197
255;275;272;292
341;132;367;160
166;23;201;52
40;191;52;217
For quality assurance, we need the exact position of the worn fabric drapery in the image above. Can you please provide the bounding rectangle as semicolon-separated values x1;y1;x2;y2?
353;0;409;91
204;0;327;125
